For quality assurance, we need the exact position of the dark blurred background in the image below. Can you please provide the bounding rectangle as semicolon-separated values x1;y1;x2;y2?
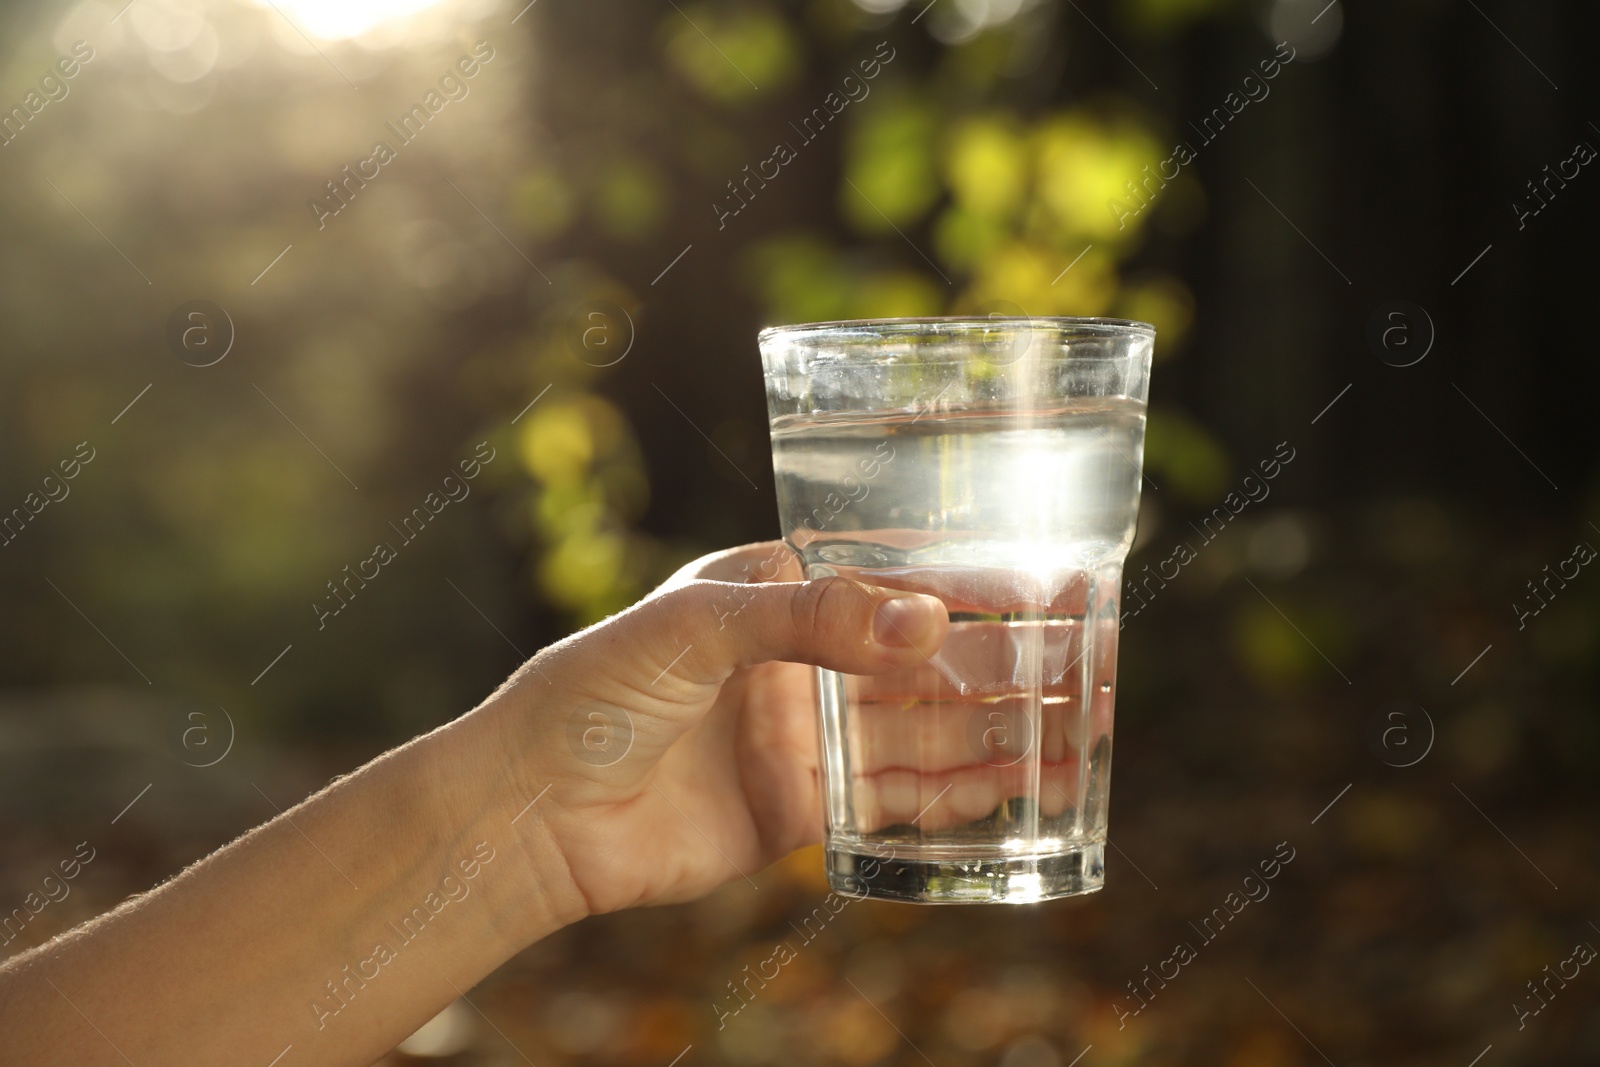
2;0;1597;1062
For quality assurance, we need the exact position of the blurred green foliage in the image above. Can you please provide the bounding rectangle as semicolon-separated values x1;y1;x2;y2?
664;4;801;103
0;0;1222;719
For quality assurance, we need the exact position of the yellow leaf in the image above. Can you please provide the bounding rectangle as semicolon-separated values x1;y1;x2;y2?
1034;114;1162;241
518;400;593;486
944;114;1028;220
842;91;940;233
539;531;626;610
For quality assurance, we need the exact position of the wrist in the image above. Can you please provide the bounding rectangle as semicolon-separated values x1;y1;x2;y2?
449;671;592;936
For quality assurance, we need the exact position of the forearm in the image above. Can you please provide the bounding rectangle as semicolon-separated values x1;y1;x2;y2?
0;686;581;1066
0;548;933;1063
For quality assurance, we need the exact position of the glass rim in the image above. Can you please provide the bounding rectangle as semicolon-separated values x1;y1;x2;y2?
758;315;1155;344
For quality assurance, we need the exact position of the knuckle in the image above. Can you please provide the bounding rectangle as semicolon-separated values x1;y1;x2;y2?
790;577;831;638
794;576;859;641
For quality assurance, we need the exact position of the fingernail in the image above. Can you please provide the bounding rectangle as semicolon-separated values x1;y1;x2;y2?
873;594;940;649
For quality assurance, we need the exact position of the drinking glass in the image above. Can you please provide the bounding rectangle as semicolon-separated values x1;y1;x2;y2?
759;317;1154;904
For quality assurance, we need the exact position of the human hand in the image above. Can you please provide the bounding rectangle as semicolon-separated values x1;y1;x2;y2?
0;542;941;1067
490;540;949;919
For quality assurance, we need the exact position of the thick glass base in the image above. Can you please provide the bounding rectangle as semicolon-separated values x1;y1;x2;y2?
826;841;1105;904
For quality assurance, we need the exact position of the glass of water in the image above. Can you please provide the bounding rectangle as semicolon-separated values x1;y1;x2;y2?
759;317;1154;904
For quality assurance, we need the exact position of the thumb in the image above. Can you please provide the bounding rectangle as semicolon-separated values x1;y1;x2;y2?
647;576;949;685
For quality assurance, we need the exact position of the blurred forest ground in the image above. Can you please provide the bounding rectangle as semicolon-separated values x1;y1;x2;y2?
2;0;1598;1062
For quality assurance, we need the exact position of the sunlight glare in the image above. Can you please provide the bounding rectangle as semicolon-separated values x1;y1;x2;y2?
251;0;454;41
